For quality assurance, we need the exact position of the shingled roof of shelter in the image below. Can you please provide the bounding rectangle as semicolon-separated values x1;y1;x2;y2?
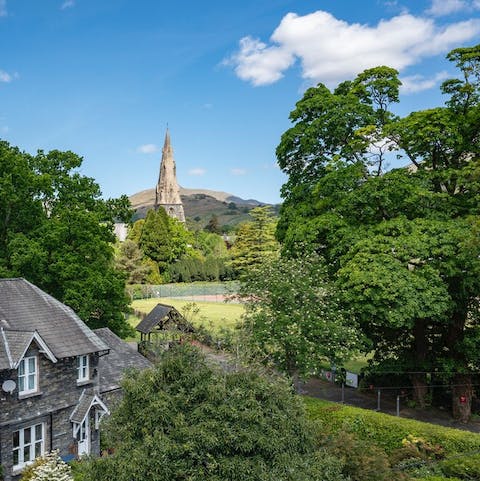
0;278;109;360
135;303;194;334
94;327;152;392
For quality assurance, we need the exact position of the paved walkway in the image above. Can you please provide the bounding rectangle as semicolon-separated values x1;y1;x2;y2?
302;377;480;434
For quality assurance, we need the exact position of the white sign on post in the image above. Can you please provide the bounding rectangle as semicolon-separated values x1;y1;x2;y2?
345;371;358;388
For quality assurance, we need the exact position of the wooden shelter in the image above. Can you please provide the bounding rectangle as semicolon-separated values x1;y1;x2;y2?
136;303;194;356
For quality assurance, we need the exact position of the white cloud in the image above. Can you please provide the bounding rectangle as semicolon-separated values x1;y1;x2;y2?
226;37;295;86
227;10;480;88
231;168;246;176
400;71;449;93
188;168;206;176
0;70;12;83
426;0;480;16
61;0;75;10
0;0;6;17
137;143;159;154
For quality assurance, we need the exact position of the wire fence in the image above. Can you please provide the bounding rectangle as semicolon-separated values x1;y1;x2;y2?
126;281;239;302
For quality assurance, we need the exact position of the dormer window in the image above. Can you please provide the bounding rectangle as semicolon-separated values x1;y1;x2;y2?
18;356;38;396
77;355;89;383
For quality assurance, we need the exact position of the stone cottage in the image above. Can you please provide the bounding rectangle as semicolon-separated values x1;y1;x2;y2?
0;278;150;480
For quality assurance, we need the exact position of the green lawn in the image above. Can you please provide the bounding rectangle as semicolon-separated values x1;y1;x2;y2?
131;297;244;332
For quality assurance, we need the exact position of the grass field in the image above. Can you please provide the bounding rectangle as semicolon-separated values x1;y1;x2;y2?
131;297;245;332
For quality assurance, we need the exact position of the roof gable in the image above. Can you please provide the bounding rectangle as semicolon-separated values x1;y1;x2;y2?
0;328;57;369
0;278;109;360
135;303;194;334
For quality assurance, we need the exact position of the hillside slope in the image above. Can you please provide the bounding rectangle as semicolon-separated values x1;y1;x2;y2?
129;187;275;228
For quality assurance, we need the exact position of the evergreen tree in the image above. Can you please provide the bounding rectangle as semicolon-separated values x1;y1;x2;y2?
229;206;279;277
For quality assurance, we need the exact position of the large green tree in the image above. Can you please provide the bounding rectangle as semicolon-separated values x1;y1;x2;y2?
275;45;480;420
75;346;348;481
0;143;133;336
229;206;279;277
239;253;364;379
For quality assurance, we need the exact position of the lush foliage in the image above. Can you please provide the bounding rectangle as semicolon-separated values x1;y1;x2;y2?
0;142;132;336
123;211;233;283
275;44;480;419
305;397;480;480
239;253;364;376
75;346;349;481
229;206;279;277
304;397;480;455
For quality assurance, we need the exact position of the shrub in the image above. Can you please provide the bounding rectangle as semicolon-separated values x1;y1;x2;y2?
325;430;406;481
439;453;480;480
304;397;480;455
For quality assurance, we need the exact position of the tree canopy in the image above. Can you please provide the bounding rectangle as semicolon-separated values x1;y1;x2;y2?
275;44;480;420
229;206;279;277
0;143;133;336
75;346;348;481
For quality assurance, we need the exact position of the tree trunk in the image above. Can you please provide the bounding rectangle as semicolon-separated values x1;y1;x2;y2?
411;373;429;408
452;373;472;422
411;319;428;408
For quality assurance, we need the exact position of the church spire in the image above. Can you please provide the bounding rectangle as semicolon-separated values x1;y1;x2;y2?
154;128;185;222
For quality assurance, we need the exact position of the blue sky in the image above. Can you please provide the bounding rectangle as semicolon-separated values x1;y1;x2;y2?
1;0;479;204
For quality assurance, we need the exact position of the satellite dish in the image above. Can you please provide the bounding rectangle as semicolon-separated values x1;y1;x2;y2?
2;379;16;394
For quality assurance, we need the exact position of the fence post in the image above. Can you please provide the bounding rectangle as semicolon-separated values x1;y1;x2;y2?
376;389;381;411
341;383;345;403
396;395;400;416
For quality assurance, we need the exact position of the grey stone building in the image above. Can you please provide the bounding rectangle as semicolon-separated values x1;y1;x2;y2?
154;129;186;222
0;278;151;480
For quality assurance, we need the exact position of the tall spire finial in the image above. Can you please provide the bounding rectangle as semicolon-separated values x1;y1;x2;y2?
154;127;185;222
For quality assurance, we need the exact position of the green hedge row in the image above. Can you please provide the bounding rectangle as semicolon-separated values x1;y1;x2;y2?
303;397;480;455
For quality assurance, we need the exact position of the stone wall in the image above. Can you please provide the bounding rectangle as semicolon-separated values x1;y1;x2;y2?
0;344;103;481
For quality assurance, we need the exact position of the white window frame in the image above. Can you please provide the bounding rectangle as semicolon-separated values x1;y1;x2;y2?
12;423;45;470
77;355;89;383
18;356;38;396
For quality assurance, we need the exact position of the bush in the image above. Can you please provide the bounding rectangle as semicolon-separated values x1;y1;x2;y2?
75;346;350;481
325;430;405;481
413;477;462;481
439;453;480;479
304;397;480;455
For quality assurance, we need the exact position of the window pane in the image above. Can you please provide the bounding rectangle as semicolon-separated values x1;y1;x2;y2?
35;424;42;440
13;448;19;466
35;441;42;457
28;357;36;372
13;430;19;448
18;360;25;376
24;427;31;444
18;376;25;392
24;446;30;462
28;374;35;390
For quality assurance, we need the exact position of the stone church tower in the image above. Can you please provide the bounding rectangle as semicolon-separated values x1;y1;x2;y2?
155;129;185;222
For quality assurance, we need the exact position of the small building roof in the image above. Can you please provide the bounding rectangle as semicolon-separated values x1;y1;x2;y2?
94;327;152;393
70;390;109;428
0;278;109;361
135;303;194;334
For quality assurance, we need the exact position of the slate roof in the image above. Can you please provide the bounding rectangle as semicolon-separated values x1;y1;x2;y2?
0;328;57;370
135;303;194;334
94;327;152;392
70;390;109;425
0;278;109;364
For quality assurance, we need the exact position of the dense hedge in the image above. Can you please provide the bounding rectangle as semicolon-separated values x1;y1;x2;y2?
303;397;480;455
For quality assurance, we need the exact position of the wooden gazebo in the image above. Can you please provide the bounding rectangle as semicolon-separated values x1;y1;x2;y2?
136;303;195;357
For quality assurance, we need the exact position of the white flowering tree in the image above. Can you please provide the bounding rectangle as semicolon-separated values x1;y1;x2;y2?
20;450;73;481
238;253;365;378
